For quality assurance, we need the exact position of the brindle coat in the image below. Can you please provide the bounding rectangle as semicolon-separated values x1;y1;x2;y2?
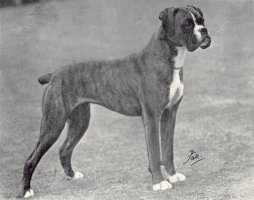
22;6;211;197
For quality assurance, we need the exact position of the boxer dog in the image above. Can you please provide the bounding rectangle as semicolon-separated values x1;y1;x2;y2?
22;5;211;198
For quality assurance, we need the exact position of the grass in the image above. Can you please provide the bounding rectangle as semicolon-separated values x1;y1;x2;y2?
0;0;253;199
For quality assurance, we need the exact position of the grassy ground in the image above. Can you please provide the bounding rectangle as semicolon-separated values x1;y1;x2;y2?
0;0;253;199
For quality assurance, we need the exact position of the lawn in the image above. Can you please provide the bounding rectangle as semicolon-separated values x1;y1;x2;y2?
0;0;253;199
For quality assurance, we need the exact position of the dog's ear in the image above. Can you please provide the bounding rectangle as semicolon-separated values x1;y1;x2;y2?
187;5;203;17
159;7;179;37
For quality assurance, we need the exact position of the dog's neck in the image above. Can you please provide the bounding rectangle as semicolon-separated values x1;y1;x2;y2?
174;47;186;69
144;26;186;69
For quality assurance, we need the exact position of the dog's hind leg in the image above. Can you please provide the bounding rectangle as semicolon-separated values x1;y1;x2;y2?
59;103;90;179
22;88;68;198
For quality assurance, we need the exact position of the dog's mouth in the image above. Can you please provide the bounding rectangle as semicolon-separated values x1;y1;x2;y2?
200;36;211;49
187;34;211;51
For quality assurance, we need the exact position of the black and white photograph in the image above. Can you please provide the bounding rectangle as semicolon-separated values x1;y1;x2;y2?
0;0;253;199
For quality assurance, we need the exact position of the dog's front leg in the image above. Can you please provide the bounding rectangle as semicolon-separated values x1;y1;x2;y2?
161;102;186;183
142;108;172;191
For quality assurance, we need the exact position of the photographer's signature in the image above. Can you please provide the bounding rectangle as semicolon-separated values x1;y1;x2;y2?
184;150;205;166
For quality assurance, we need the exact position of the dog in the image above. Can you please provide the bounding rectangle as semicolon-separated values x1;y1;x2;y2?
22;5;211;198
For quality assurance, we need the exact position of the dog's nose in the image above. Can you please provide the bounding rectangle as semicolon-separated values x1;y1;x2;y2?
200;28;207;34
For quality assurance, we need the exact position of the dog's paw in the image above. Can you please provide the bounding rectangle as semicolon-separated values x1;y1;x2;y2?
168;173;186;183
24;189;34;198
67;171;84;180
153;181;172;191
73;171;84;179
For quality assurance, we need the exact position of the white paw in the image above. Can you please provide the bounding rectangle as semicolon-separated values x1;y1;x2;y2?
73;171;84;179
153;181;172;191
168;173;186;183
24;189;34;198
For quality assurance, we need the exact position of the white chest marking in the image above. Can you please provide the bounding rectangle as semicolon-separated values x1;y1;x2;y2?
167;47;186;107
190;13;204;42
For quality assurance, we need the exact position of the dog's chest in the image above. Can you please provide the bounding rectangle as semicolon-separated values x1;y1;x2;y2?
167;47;186;108
167;70;184;107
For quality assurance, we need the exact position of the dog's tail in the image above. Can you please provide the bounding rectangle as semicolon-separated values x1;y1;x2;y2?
38;73;52;85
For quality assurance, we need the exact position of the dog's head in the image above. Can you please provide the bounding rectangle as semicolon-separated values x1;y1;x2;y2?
159;5;211;51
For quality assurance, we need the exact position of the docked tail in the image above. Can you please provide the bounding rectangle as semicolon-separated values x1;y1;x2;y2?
38;73;52;85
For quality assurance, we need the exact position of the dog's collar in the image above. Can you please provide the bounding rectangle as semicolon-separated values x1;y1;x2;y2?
173;67;182;70
143;49;182;70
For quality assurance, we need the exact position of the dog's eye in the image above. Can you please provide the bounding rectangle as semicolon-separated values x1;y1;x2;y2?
196;18;204;25
184;20;193;28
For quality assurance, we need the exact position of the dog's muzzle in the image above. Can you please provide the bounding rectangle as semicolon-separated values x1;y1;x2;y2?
200;35;211;49
200;27;211;49
187;26;211;51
